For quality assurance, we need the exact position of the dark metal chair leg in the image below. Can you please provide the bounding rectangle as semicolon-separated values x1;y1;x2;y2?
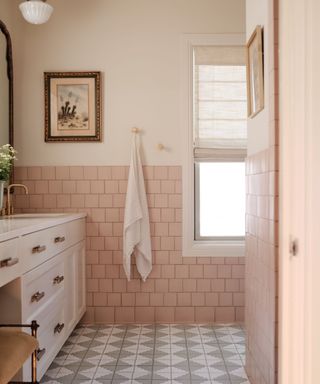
30;321;39;384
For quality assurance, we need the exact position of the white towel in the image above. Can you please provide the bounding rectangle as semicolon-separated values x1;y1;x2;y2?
123;135;152;281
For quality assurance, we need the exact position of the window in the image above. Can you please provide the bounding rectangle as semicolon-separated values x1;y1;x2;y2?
182;35;247;257
195;161;245;239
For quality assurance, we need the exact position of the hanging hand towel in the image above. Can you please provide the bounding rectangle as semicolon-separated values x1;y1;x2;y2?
123;135;152;281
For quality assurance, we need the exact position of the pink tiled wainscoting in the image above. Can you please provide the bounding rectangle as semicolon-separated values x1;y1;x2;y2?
14;165;245;324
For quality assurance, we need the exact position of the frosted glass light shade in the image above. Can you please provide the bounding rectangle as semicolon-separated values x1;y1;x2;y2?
19;1;53;25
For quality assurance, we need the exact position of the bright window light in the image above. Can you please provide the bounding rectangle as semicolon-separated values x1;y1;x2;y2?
197;162;245;238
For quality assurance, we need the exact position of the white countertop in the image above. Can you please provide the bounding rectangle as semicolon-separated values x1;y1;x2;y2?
0;213;86;242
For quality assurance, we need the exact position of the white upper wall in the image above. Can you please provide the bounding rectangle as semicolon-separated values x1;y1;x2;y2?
246;0;271;155
5;0;245;166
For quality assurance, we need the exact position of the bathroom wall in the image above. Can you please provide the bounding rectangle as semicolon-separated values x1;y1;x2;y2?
14;165;245;323
245;0;279;383
1;0;247;323
8;0;246;166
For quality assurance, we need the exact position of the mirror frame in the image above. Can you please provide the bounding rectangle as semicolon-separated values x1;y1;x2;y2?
0;20;13;148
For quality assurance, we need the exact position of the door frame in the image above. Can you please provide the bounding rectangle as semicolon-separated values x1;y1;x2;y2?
279;0;320;382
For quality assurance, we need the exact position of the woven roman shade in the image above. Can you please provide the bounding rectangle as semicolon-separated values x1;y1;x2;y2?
193;46;247;158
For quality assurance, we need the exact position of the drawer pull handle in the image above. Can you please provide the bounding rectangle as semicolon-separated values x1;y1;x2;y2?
0;257;19;268
54;322;65;334
36;347;46;361
32;245;46;254
53;275;64;285
54;236;65;244
31;291;45;303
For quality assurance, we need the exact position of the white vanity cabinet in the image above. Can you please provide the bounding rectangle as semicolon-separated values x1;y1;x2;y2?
0;213;86;381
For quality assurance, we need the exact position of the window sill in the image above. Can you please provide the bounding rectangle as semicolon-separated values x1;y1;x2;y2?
182;239;245;257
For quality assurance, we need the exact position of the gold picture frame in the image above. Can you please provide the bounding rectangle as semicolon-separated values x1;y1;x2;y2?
246;26;264;118
44;71;102;142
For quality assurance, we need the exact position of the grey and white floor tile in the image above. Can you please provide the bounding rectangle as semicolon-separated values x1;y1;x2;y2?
41;324;249;384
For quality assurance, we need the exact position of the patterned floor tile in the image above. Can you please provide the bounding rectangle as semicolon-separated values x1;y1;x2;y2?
40;324;249;383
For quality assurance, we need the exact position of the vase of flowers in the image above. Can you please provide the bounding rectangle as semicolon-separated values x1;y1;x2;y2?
0;144;17;209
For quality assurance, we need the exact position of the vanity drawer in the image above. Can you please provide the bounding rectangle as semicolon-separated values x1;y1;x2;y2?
0;237;20;288
23;291;66;381
21;223;69;272
22;253;65;319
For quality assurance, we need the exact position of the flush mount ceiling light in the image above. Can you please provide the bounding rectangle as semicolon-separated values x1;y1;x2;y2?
19;0;53;25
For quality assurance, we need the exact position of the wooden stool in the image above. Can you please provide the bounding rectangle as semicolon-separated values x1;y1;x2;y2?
0;321;39;384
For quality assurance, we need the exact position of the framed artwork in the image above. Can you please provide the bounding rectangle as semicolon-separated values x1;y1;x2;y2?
44;71;101;142
246;26;264;118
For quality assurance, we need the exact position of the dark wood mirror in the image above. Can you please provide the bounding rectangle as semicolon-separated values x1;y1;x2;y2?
0;20;13;149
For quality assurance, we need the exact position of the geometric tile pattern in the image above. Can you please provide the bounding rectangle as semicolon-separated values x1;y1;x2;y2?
41;324;249;383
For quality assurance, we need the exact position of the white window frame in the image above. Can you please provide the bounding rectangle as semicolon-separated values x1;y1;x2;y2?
181;34;246;257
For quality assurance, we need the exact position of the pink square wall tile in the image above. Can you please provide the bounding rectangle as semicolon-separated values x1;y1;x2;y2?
163;293;177;306
195;307;215;322
70;166;84;180
169;279;182;292
155;307;175;323
115;307;135;323
91;180;105;194
150;293;164;306
215;307;235;323
146;180;161;193
98;167;112;180
27;167;42;180
154;166;168;180
135;293;150;306
177;293;191;306
135;307;155;323
62;181;76;194
155;279;169;293
98;279;113;292
112;167;126;180
189;265;203;279
14;167;28;180
182;279;197;292
175;265;189;279
29;195;43;209
122;293;135;306
55;166;70;180
168;166;181;180
95;307;115;323
143;166;154;180
192;293;205;306
71;194;85;208
77;180;91;194
175;307;195;323
84;166;98;180
49;180;62;194
161;208;175;222
161;180;175;194
43;195;57;209
108;293;121;306
81;307;94;324
93;292;107;306
154;251;169;265
161;265;175;278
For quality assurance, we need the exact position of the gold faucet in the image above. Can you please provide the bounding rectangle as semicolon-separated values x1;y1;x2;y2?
6;183;29;216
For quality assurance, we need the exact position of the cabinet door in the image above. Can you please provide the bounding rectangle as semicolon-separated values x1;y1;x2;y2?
64;247;76;333
75;240;86;318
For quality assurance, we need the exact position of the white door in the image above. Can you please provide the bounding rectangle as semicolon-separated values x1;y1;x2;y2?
280;0;320;382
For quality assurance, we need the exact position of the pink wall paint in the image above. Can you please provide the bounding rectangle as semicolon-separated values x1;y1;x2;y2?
245;0;279;383
14;165;245;324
